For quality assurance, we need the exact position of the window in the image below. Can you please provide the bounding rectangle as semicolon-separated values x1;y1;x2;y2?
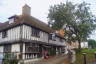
31;28;40;37
8;15;18;24
49;34;52;40
59;38;64;42
49;33;56;41
9;18;14;24
2;30;7;38
4;44;11;52
25;43;39;53
52;33;56;41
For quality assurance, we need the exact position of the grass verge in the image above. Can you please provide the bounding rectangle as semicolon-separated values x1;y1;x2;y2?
74;49;96;64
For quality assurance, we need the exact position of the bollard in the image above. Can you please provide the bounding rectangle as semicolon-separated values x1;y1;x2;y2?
94;52;96;60
82;53;87;64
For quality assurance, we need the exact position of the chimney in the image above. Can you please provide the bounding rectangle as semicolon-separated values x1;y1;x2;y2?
22;4;31;16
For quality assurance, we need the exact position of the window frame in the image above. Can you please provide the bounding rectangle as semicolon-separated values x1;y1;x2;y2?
49;33;56;41
4;44;11;53
59;38;64;42
2;30;7;38
31;27;40;38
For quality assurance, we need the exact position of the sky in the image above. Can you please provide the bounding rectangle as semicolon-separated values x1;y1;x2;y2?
0;0;96;39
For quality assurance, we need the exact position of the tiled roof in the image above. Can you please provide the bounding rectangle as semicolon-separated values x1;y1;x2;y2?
0;22;9;29
0;15;64;38
0;15;54;33
21;15;54;33
0;22;3;27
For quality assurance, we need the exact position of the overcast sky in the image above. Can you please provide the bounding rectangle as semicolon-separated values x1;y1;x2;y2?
0;0;96;39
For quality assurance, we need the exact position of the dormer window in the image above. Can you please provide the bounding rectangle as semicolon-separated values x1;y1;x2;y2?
9;18;14;24
8;15;18;24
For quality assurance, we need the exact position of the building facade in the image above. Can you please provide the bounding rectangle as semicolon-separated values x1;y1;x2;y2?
0;4;65;60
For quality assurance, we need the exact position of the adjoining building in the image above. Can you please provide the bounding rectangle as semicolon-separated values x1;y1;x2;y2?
0;4;65;60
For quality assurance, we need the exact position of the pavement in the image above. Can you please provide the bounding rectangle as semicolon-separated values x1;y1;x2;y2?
0;60;2;64
0;54;72;64
29;54;71;64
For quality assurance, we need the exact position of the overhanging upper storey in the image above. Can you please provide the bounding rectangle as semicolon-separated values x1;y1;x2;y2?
0;4;65;46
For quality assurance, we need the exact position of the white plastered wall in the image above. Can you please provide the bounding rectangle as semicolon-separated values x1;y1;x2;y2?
11;44;20;52
0;46;4;57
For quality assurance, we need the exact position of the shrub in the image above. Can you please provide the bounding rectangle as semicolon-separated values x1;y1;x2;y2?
49;49;56;56
3;53;19;64
73;48;82;54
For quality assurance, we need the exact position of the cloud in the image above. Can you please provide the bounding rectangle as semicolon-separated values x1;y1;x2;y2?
0;0;96;23
0;0;67;23
0;0;96;39
0;0;4;5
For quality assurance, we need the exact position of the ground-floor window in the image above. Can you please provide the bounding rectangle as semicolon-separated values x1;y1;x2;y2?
4;44;11;52
25;43;39;59
25;53;39;59
25;43;64;59
25;43;39;53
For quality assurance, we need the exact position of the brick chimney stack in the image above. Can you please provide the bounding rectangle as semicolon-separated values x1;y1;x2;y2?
22;4;31;16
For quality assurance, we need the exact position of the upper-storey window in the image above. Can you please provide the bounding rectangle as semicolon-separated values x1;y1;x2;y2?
49;33;56;41
2;30;7;38
49;34;52;40
31;28;40;37
59;38;64;42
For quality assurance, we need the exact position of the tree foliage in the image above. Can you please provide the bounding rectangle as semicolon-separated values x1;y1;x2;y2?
48;1;96;49
88;39;96;49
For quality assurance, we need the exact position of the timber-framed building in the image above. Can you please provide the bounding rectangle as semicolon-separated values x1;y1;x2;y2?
0;4;65;60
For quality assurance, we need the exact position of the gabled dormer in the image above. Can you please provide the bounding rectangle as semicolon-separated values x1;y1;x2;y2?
8;15;18;24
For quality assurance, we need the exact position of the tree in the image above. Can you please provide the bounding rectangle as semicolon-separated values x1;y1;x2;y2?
48;1;96;49
88;39;96;49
